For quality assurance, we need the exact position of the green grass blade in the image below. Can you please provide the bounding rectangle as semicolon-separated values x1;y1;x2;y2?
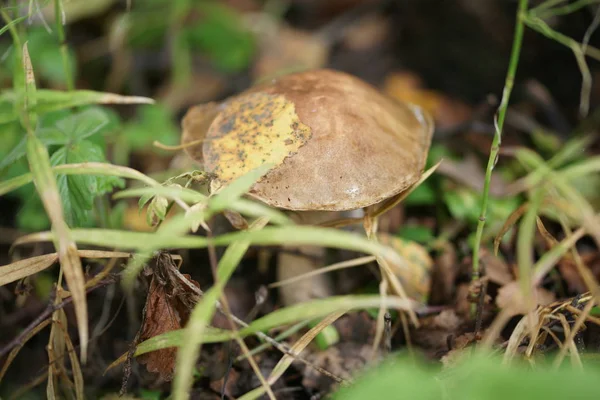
0;162;160;196
172;218;269;400
114;186;292;225
21;43;89;363
208;163;274;213
14;225;404;267
107;295;418;357
0;89;154;124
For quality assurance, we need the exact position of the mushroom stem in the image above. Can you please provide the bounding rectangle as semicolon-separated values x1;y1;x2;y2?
277;245;332;307
275;211;345;306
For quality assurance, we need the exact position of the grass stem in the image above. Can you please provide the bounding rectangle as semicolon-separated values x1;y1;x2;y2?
471;0;529;314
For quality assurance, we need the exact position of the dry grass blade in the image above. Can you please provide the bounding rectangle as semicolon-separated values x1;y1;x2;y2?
494;202;529;255
0;250;130;286
56;319;85;400
47;308;67;399
21;42;89;363
532;226;586;285
503;314;532;364
0;319;51;383
553;299;595;369
238;311;347;400
268;256;376;289
0;253;58;286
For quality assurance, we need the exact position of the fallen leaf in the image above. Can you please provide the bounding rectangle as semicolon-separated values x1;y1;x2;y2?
429;242;458;305
333;312;377;344
383;71;472;129
479;248;514;286
496;282;555;318
436;153;509;197
412;309;464;357
156;72;226;113
252;23;329;81
558;251;600;293
136;254;201;381
302;342;383;394
342;14;390;51
440;332;479;368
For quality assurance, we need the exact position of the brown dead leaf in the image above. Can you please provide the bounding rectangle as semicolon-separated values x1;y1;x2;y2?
440;332;479;368
558;251;600;293
302;342;383;394
455;283;472;317
136;254;201;381
496;282;555;318
480;248;514;286
436;153;509;196
429;242;458;305
156;72;225;113
251;23;329;81
333;312;377;344
383;71;472;129
342;14;389;51
412;309;464;356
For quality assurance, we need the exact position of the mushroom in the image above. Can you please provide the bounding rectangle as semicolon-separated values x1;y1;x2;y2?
180;68;434;306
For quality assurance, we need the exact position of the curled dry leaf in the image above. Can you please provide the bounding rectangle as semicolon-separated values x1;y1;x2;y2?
496;281;555;318
136;254;201;381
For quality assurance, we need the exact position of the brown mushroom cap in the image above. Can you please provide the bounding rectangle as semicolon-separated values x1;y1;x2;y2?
181;68;434;211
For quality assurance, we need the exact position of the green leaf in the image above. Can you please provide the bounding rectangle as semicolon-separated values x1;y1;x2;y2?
51;140;124;227
55;107;111;142
1;128;67;170
186;2;256;72
17;194;50;231
333;351;600;400
397;225;435;244
0;15;27;37
121;104;178;150
443;186;520;226
1;108;113;171
404;181;436;206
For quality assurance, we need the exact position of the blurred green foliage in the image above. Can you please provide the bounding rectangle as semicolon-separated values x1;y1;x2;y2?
333;351;600;400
